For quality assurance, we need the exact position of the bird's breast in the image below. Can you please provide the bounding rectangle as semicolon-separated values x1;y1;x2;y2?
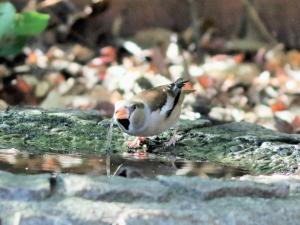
129;105;181;137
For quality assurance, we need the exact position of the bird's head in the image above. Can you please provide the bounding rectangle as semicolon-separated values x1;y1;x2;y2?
114;101;146;134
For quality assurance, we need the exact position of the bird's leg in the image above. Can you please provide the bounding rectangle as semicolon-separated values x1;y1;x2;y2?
164;127;179;147
126;136;145;148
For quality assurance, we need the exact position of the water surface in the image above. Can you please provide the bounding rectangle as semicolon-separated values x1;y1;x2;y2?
0;148;248;178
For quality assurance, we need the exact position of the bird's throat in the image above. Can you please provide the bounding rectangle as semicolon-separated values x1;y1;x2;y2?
117;119;130;130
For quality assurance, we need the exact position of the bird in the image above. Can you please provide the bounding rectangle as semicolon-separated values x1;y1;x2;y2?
113;78;194;148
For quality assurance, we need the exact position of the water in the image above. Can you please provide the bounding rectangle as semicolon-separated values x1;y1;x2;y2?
104;119;114;153
0;149;248;178
103;119;114;177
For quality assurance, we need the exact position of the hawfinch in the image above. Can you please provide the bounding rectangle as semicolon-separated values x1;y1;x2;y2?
114;78;193;148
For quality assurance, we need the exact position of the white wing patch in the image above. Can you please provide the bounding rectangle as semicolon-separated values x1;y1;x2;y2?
160;94;174;114
131;102;181;137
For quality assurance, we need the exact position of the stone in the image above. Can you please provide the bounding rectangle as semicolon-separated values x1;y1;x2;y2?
158;176;289;200
239;174;300;195
54;197;122;225
0;108;300;174
0;172;299;225
35;81;50;98
0;99;8;111
40;89;64;108
56;174;170;202
0;65;9;78
115;210;201;225
19;214;73;225
0;171;50;200
15;212;109;225
173;121;300;174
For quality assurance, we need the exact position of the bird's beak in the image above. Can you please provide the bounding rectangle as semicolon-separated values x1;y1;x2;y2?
182;82;195;93
114;107;130;119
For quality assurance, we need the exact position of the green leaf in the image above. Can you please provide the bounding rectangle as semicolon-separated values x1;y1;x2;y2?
0;2;18;56
15;11;49;35
0;2;16;38
0;2;49;56
0;35;28;56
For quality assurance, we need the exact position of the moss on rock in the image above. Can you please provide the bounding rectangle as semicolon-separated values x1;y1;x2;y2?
0;108;299;174
173;122;300;174
0;107;124;154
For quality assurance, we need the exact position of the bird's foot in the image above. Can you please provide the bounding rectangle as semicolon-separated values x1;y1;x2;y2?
126;136;145;148
164;135;178;148
164;128;179;148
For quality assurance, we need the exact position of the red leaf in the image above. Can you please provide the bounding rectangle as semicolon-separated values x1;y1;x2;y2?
233;53;244;63
270;100;287;112
16;78;30;94
197;75;214;89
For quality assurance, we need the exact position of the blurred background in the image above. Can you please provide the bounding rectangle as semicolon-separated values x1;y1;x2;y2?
1;0;300;134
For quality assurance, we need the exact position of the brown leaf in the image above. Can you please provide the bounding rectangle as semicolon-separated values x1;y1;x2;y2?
287;50;300;69
274;115;294;134
292;116;300;133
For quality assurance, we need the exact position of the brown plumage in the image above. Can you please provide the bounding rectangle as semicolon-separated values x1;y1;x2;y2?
132;88;167;112
114;78;193;141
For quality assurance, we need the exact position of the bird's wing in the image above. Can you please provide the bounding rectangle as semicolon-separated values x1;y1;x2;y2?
132;78;191;116
132;86;169;112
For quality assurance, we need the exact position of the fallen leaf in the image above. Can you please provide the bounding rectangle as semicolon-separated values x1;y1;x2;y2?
197;75;215;89
292;116;300;133
269;100;287;112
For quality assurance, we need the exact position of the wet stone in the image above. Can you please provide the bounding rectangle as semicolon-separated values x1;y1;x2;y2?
19;214;73;225
18;213;109;225
240;174;300;195
158;176;289;200
56;174;170;202
1;108;300;174
0;173;299;225
115;210;201;225
54;198;122;225
0;171;50;201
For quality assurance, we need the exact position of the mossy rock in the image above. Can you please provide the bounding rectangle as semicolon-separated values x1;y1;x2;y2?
0;107;124;154
0;107;299;174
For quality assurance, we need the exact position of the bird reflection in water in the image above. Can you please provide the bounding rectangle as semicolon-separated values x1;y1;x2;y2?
0;148;247;178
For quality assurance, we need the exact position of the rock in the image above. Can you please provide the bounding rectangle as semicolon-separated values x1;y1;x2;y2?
0;171;50;200
35;81;50;98
0;108;107;153
56;174;170;202
16;212;109;225
0;172;299;225
254;104;273;118
0;65;9;78
40;89;64;108
0;108;300;174
173;121;300;174
209;107;233;121
19;214;74;225
0;99;8;111
115;210;200;225
158;176;289;200
239;174;300;195
55;198;122;225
